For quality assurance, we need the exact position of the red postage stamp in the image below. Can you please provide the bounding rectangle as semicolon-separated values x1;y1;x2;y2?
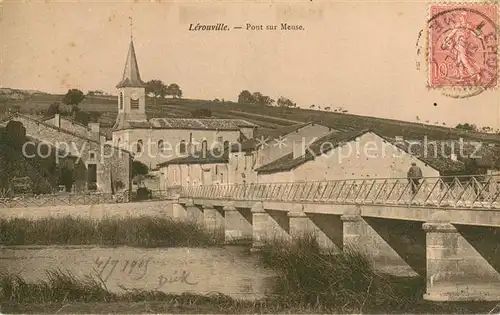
428;4;498;91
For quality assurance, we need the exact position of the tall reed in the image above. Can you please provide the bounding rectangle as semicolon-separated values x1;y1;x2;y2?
0;216;223;247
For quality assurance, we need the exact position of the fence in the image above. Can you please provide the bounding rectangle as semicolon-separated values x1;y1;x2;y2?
180;175;500;209
0;188;180;209
0;191;131;209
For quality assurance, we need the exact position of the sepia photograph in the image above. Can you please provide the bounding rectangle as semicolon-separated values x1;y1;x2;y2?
0;0;500;313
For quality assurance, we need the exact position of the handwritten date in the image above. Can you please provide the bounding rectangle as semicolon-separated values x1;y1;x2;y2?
93;257;151;282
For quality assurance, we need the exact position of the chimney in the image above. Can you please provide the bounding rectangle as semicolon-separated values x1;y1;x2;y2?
88;122;100;141
54;113;61;128
293;139;304;159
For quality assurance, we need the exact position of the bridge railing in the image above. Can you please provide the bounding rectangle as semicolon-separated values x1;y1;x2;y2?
180;175;500;208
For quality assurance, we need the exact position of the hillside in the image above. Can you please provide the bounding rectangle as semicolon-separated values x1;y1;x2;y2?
1;89;499;144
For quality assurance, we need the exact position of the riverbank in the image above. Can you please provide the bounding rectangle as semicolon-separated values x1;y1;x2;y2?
2;235;499;313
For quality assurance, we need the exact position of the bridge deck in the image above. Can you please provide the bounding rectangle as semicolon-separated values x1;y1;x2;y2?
180;175;500;210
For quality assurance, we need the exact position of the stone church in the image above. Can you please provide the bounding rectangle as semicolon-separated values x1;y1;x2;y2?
111;39;257;169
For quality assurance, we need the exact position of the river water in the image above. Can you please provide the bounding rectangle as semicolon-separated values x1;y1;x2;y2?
0;245;277;301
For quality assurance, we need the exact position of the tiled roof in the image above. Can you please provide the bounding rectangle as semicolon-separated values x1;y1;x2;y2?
255;129;499;174
157;150;229;167
149;118;256;130
0;113;132;156
231;122;321;152
256;129;369;173
116;40;147;88
114;117;257;131
42;115;108;137
390;139;500;172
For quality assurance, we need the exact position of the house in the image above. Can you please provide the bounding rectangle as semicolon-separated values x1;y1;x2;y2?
228;122;338;185
110;38;257;169
0;113;133;193
255;129;499;183
43;113;107;143
157;122;339;188
157;150;229;189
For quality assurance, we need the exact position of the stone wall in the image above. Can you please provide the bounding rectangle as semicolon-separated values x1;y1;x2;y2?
0;199;174;220
8;115;132;193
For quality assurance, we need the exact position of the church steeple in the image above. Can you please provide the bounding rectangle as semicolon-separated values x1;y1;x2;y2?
112;33;148;131
116;40;146;88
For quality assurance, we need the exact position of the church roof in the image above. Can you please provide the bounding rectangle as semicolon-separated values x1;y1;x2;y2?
116;40;147;88
113;117;257;131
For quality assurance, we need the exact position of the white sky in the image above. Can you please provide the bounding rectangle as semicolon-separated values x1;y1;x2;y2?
1;0;499;128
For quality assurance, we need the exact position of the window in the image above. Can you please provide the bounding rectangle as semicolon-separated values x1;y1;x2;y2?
217;136;223;143
158;140;164;152
179;140;186;154
89;152;96;160
189;133;193;144
131;99;139;109
119;93;123;110
224;141;229;153
117;138;121;147
136;139;143;153
212;165;217;181
201;140;208;156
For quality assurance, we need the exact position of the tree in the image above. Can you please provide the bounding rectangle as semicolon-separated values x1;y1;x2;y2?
238;90;254;104
455;123;478;132
146;80;167;102
3;121;26;150
88;111;102;123
277;96;295;108
309;105;315;109
62;89;85;106
74;110;91;126
166;83;183;98
324;106;331;111
481;126;493;133
45;102;60;117
132;160;149;177
191;108;212;118
252;92;263;103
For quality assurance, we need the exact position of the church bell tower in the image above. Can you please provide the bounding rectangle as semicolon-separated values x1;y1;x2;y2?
112;36;148;130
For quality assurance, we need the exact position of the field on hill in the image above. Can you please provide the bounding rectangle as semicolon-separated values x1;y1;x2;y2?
1;90;499;143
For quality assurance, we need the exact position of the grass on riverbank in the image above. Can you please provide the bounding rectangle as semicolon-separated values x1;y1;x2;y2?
0;216;223;247
1;234;499;313
258;235;420;313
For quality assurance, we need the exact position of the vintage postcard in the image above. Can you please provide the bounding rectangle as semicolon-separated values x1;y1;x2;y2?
1;0;500;314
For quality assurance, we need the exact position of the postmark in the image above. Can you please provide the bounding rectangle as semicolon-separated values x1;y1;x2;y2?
427;3;499;98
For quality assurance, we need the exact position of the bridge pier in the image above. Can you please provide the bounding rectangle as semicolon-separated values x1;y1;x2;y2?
289;204;342;252
423;211;500;301
172;196;187;219
185;199;203;225
340;205;421;276
224;203;252;243
251;201;289;250
203;204;224;236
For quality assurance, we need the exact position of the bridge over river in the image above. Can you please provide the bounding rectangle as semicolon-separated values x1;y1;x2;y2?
174;175;500;302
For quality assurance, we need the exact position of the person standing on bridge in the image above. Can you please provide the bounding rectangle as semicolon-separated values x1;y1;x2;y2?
407;162;423;195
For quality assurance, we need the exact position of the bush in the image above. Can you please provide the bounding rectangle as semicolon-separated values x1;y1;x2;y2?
191;108;212;118
132;161;149;177
0;216;223;247
136;187;151;200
